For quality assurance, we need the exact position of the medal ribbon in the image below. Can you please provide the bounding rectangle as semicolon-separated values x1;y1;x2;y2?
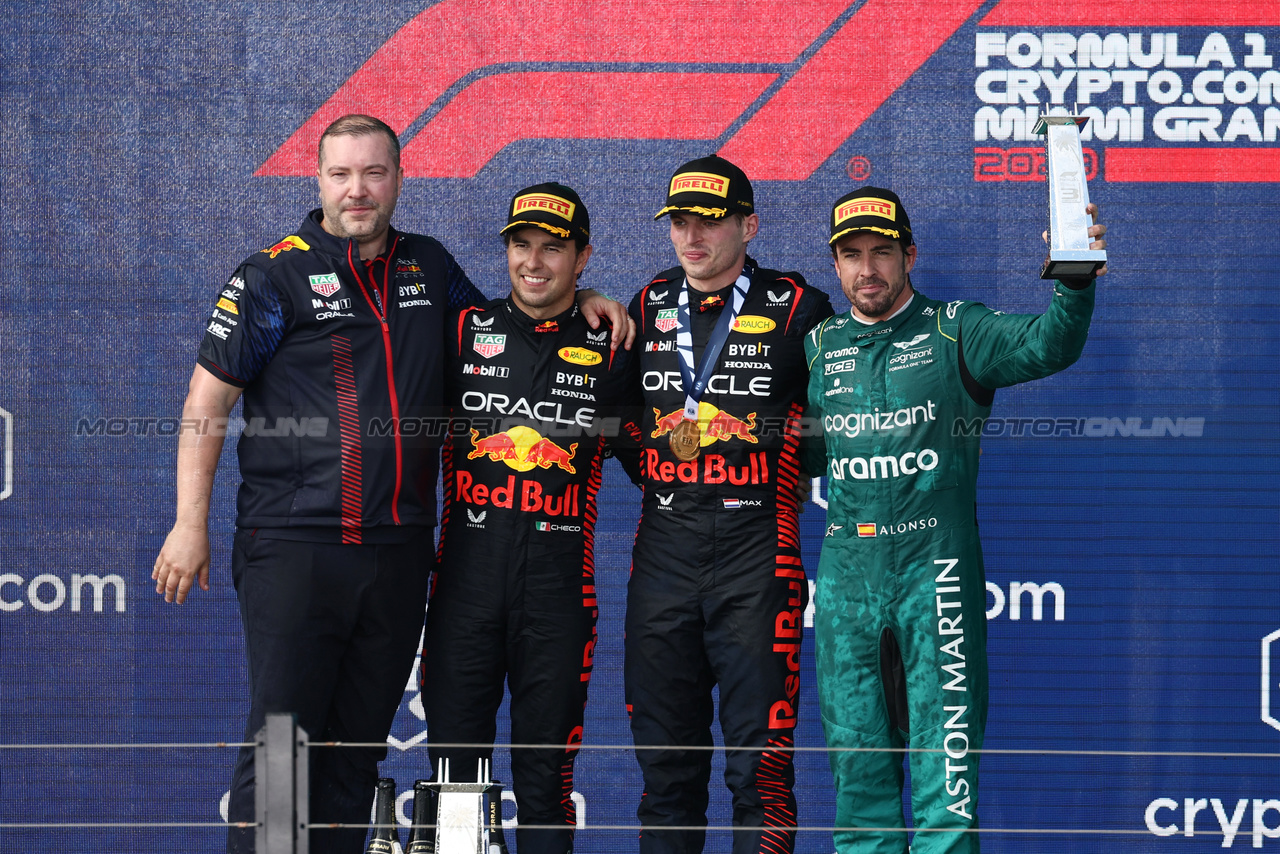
676;266;751;421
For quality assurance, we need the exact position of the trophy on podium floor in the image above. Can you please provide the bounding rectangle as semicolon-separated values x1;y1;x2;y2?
1033;113;1107;279
425;758;509;854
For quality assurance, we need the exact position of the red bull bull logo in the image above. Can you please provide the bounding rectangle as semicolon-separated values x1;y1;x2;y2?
468;426;577;474
650;402;757;446
467;429;521;463
261;234;311;259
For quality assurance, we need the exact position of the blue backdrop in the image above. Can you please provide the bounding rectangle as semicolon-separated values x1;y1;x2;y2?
1;1;1277;851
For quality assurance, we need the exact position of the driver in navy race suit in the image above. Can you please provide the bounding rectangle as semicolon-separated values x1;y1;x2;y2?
151;115;632;854
623;155;834;854
422;181;641;854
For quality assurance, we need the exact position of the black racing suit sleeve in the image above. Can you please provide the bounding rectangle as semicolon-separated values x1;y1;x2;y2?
196;264;289;387
795;285;836;479
604;340;645;485
608;294;648;486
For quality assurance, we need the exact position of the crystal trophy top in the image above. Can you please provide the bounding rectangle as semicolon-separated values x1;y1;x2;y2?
1033;114;1107;280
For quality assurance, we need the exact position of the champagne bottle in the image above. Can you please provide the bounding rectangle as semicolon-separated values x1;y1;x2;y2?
365;777;401;854
405;779;437;854
485;783;509;854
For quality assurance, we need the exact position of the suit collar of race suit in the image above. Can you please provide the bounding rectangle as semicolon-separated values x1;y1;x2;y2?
502;297;581;333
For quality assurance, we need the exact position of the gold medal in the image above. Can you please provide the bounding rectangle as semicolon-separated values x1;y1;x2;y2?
669;418;702;461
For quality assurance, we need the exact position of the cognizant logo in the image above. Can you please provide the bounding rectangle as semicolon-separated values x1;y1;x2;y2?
825;401;937;438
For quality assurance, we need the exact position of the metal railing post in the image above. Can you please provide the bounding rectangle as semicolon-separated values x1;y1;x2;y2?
295;717;309;854
256;713;306;854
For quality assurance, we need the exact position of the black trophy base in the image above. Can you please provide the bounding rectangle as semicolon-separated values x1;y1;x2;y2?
1041;256;1106;280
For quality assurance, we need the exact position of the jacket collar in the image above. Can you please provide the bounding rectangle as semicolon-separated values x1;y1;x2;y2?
300;209;400;263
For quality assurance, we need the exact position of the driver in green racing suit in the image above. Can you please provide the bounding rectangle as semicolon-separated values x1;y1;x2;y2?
804;187;1106;853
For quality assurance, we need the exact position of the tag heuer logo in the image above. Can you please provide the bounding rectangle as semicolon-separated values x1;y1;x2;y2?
472;315;495;327
309;273;341;298
655;308;678;333
649;289;668;301
473;333;506;359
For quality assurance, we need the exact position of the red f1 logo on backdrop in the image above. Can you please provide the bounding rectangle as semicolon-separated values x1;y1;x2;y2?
258;0;1280;182
257;0;988;180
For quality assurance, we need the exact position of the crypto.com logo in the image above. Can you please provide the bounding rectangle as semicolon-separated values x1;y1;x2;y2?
0;407;12;501
258;0;990;180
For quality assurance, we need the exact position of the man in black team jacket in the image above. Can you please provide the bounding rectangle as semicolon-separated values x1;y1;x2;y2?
151;117;631;854
422;182;638;854
625;156;834;854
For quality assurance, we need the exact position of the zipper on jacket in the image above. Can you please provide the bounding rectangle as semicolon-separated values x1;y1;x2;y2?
347;236;404;525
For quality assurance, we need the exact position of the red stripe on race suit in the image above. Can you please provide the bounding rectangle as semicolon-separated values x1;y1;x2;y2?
981;0;1280;26
758;736;798;850
1105;148;1280;183
256;0;846;176
331;335;364;544
402;72;776;177
719;0;987;179
456;307;482;357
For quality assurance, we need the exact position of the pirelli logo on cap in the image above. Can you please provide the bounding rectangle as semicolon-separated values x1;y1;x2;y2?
513;192;575;223
836;199;896;225
670;172;729;198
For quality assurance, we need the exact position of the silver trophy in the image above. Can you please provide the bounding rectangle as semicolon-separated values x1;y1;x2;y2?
1033;113;1106;279
428;758;508;854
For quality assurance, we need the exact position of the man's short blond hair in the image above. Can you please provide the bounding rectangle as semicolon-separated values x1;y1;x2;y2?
318;114;401;171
